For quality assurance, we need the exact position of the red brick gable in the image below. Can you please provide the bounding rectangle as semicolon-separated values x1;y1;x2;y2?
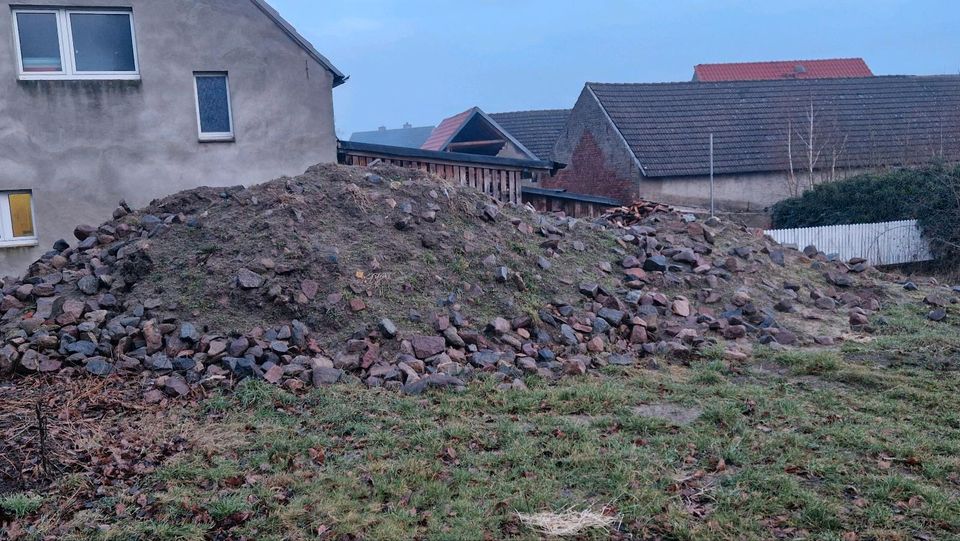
541;132;635;204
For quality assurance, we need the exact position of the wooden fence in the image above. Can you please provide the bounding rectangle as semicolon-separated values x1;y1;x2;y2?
765;219;934;266
338;140;556;205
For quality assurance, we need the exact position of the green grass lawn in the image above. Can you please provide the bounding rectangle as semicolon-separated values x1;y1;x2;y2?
6;304;960;540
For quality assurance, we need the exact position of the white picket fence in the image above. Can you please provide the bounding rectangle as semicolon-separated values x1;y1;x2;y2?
765;219;934;266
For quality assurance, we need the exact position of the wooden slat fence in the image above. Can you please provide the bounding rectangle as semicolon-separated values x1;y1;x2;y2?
765;219;934;266
338;141;555;205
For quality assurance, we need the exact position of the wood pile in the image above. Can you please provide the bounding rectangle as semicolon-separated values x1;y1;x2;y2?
601;200;674;226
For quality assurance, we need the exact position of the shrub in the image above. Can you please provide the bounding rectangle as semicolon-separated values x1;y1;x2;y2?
771;164;960;264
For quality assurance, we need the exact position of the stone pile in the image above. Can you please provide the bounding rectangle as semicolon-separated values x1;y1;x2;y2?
0;165;947;400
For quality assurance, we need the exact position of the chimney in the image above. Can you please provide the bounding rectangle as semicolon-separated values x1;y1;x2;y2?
403;122;412;129
378;126;386;131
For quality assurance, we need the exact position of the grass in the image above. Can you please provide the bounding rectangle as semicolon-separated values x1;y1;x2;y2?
0;493;43;519
10;303;960;540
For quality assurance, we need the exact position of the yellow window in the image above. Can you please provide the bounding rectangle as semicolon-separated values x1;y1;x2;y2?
9;193;34;238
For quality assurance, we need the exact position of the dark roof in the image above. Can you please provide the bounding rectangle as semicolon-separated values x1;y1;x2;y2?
587;76;960;178
350;126;435;148
522;186;620;206
338;140;555;170
250;0;347;87
694;58;872;82
489;109;571;160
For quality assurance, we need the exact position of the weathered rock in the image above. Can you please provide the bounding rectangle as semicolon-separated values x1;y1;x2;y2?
403;373;464;395
643;255;668;272
77;275;99;295
85;357;114;377
312;367;343;386
597;307;625;325
379;318;398;338
928;308;947;322
163;376;190;397
411;335;446;359
671;297;691;317
73;224;97;240
488;317;511;335
237;268;265;289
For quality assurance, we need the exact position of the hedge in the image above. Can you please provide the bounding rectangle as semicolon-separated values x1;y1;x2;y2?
771;164;960;262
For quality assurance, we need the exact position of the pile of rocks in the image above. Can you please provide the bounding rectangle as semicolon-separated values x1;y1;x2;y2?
0;164;944;400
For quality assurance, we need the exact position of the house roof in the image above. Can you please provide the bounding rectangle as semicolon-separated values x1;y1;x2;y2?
421;107;538;159
693;58;873;82
249;0;347;87
350;126;436;148
489;109;571;160
421;109;477;151
586;75;960;178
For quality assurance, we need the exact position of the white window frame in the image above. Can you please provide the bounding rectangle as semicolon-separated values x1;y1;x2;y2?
193;72;236;142
0;191;38;249
11;8;140;81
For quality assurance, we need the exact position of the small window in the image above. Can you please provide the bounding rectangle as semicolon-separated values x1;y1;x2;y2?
15;12;63;73
12;8;139;80
0;191;37;248
194;73;235;141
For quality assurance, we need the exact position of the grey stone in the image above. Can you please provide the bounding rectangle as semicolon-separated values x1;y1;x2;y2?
236;268;264;289
312;367;343;386
597;308;625;325
643;255;668;272
77;275;99;295
379;318;398;338
402;373;464;395
85;357;114;377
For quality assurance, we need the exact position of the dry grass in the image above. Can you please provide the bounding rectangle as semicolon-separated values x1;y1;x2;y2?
517;505;621;538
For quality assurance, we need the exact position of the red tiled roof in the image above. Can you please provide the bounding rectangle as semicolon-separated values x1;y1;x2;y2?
421;108;477;151
693;58;873;82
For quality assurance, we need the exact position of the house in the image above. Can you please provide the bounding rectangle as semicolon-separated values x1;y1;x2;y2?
350;123;436;148
693;58;874;81
545;76;960;212
0;0;345;275
421;107;538;160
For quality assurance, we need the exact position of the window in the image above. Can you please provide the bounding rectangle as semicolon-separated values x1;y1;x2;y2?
0;191;37;248
194;73;235;141
12;9;139;80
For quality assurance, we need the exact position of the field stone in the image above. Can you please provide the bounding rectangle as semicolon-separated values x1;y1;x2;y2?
163;376;190;397
643;255;668;272
85;357;114;377
411;335;445;359
928;309;947;322
237;268;265;289
607;354;635;366
379;318;398;338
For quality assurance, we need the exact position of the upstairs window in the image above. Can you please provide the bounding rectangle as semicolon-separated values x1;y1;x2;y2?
0;191;37;248
12;9;139;80
194;73;235;141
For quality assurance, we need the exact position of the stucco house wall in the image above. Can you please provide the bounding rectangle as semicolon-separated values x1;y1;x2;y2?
0;0;339;276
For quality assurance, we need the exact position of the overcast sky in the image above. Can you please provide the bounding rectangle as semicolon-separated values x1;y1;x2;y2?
269;0;960;138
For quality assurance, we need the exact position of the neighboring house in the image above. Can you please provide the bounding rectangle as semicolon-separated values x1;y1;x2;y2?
350;123;435;148
693;58;874;81
547;76;960;212
488;109;571;161
421;107;538;160
0;0;345;276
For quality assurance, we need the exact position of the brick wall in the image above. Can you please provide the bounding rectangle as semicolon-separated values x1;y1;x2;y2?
541;132;635;203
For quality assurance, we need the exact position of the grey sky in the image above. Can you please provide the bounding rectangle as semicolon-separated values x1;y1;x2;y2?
269;0;960;138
